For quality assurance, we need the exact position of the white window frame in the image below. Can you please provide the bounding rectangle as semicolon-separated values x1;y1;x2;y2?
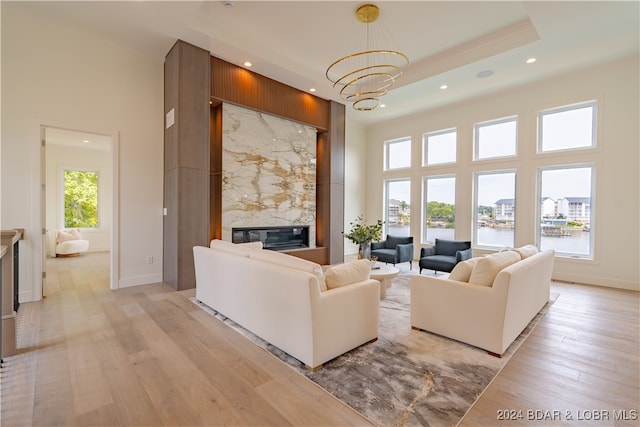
538;101;597;154
473;116;518;161
423;128;457;166
384;178;411;237
536;164;595;259
422;174;456;244
384;137;412;171
473;169;517;249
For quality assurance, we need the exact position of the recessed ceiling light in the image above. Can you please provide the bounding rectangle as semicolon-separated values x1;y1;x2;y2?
82;140;90;143
440;84;448;90
379;103;386;108
476;70;494;79
243;61;252;67
526;57;537;64
309;88;316;92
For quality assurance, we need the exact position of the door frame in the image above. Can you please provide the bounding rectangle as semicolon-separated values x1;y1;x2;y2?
39;125;120;296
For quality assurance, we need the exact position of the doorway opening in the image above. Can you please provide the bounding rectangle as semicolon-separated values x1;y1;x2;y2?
41;126;118;295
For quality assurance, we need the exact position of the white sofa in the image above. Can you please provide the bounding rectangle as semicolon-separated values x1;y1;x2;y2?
194;240;380;369
410;246;554;356
48;229;90;257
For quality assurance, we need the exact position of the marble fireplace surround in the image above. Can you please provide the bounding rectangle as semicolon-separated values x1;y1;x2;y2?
221;103;317;247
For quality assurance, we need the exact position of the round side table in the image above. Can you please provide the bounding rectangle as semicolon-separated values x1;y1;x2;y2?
369;265;400;299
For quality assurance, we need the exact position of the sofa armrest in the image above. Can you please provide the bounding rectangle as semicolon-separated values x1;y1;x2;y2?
312;279;380;365
456;248;472;262
397;243;414;261
410;275;509;354
420;246;435;257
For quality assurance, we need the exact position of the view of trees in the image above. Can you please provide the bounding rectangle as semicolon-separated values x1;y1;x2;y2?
426;201;455;227
64;170;99;228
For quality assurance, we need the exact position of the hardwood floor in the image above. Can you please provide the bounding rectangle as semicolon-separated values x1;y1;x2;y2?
1;252;638;426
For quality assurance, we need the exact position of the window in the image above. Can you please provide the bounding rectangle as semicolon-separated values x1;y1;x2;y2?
539;101;596;153
474;116;517;160
474;170;516;248
538;165;594;258
63;169;99;229
384;137;411;170
384;179;411;236
423;129;456;166
423;175;455;243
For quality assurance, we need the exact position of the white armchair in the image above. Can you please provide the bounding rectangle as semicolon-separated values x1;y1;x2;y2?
49;229;90;257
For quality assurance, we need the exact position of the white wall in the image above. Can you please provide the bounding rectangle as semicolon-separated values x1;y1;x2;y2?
344;120;368;256
1;5;164;300
366;55;639;291
45;143;112;255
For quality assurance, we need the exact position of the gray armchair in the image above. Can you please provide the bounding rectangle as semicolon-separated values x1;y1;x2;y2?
419;239;472;274
371;235;414;268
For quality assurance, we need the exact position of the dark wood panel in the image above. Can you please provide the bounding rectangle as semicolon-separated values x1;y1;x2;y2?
164;40;211;291
211;57;330;130
282;247;328;265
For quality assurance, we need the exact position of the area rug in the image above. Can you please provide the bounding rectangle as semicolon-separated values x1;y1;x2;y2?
192;269;556;427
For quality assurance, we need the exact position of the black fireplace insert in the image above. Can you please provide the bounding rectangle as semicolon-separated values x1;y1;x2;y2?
232;225;309;251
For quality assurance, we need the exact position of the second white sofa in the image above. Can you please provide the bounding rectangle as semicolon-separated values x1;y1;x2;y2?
410;246;554;356
194;240;380;369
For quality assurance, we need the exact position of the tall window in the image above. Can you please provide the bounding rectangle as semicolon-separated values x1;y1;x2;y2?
538;165;594;258
474;170;516;248
63;169;99;229
423;175;455;243
539;101;596;153
474;116;518;160
423;128;456;166
384;179;411;237
384;137;411;170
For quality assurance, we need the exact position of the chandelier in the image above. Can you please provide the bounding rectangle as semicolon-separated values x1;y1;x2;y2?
326;3;409;111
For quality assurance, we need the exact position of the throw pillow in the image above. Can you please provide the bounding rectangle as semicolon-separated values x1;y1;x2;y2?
468;250;521;287
448;257;480;282
515;244;538;259
209;239;260;257
324;260;371;290
249;249;327;291
57;229;81;243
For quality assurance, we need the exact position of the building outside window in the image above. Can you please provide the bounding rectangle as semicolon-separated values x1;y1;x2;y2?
63;168;99;229
422;175;455;243
384;137;411;170
474;170;516;248
537;165;594;258
384;178;411;237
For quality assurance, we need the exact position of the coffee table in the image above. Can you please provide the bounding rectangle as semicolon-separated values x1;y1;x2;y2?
369;265;400;299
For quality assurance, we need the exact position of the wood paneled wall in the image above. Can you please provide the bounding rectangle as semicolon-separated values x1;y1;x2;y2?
163;40;211;291
210;57;330;130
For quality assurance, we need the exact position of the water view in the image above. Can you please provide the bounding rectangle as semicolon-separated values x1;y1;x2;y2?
388;224;591;255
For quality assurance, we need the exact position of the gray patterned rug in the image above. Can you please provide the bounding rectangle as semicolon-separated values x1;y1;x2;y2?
192;268;555;426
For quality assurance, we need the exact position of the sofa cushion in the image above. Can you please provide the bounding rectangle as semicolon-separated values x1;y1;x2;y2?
324;260;371;290
448;257;480;282
515;244;538;259
57;229;81;243
249;249;327;291
210;239;262;256
468;250;521;287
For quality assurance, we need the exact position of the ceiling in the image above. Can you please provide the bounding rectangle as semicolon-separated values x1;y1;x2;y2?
9;1;640;126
